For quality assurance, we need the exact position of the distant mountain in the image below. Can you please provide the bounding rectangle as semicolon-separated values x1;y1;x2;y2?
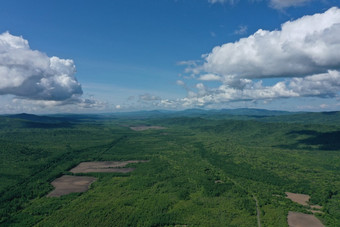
47;114;107;121
263;111;340;125
2;109;339;125
108;110;175;119
215;108;291;116
110;108;292;119
5;113;62;123
2;113;73;128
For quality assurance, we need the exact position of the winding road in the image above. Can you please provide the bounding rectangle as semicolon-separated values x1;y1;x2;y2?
253;195;261;227
223;176;262;227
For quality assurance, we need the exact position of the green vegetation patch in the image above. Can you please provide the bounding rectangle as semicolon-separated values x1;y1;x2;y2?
0;113;339;226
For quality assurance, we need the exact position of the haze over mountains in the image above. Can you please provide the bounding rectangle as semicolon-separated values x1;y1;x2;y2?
3;108;340;125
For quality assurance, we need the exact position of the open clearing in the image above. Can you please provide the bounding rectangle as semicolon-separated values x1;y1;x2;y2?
70;160;148;173
287;211;324;227
47;175;97;197
285;192;324;226
286;192;323;210
130;126;166;131
48;161;147;197
286;192;310;206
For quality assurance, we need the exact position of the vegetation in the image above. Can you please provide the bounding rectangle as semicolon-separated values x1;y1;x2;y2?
0;110;339;226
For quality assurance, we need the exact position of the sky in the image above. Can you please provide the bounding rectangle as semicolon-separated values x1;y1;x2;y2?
1;0;340;113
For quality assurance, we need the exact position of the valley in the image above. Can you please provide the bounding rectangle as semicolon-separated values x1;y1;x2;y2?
0;110;339;226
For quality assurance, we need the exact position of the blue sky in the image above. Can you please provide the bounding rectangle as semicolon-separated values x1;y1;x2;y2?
0;0;340;113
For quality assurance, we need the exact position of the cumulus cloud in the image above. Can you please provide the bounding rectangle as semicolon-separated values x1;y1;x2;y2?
200;7;340;78
288;70;340;98
175;8;340;108
0;32;83;102
183;70;340;106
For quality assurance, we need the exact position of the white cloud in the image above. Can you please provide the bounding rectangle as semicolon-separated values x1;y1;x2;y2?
288;70;340;97
1;95;107;114
177;60;199;66
208;0;238;4
269;0;312;9
234;25;248;35
139;93;161;101
173;70;340;108
199;7;340;78
0;32;83;102
320;103;328;108
176;80;185;86
13;96;106;108
209;0;313;9
198;74;221;81
174;8;340;108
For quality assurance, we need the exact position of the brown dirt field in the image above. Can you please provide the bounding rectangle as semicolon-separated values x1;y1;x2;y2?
286;192;310;206
75;167;136;173
130;126;166;131
47;175;97;197
69;160;149;173
287;211;324;227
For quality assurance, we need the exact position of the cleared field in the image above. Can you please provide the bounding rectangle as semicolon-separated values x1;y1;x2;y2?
287;211;324;227
130;126;166;131
47;175;97;197
286;192;310;206
70;160;148;173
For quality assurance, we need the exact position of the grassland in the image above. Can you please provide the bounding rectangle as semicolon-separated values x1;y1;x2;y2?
0;110;339;226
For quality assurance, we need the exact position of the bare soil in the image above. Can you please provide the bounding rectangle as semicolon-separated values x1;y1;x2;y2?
287;211;324;227
286;192;310;206
70;160;149;173
47;175;97;197
130;126;166;131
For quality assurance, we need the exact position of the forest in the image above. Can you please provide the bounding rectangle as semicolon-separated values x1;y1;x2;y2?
0;109;339;226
